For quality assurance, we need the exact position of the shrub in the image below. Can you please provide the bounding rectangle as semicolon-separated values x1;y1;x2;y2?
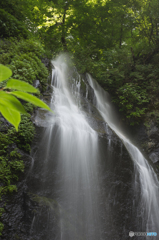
0;9;29;39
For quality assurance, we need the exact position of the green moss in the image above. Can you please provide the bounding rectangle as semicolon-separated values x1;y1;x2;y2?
14;234;20;240
7;115;35;153
29;193;84;239
144;122;150;129
0;221;4;236
0;145;24;235
23;103;35;114
0;147;24;200
0;112;35;237
0;38;48;87
9;53;48;85
29;193;59;210
0;37;50;236
14;234;23;240
80;79;87;94
144;110;159;129
156;164;159;170
0;38;45;59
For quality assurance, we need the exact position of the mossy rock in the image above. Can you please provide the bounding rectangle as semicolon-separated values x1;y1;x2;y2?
29;193;59;211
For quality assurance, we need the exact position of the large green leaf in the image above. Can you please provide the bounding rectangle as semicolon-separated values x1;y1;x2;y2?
0;104;21;131
0;92;26;114
11;91;53;112
6;79;38;93
0;65;12;82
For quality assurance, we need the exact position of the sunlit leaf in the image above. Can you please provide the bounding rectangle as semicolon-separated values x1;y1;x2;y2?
6;79;38;93
0;65;12;82
11;91;53;112
0;104;21;131
0;92;27;114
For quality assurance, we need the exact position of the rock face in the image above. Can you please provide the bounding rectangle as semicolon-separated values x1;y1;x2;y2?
0;126;60;240
130;120;159;173
33;80;41;90
146;121;159;169
149;152;159;163
0;57;56;240
41;58;51;70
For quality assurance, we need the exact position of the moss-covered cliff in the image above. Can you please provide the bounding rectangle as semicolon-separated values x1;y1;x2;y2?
0;38;51;236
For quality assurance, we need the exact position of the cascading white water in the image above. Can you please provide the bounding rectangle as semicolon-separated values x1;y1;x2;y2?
87;74;159;233
30;55;159;239
50;56;101;240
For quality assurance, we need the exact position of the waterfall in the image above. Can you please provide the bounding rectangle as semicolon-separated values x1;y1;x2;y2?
30;55;159;239
49;56;101;240
87;74;159;233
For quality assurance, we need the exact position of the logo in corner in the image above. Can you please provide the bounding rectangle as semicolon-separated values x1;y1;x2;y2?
129;231;135;237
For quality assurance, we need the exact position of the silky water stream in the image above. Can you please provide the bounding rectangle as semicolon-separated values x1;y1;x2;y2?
29;55;159;240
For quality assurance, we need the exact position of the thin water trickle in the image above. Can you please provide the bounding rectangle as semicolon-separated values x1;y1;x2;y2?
30;215;36;235
87;74;159;233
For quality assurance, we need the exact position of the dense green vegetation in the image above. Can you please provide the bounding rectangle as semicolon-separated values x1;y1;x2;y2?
0;2;51;233
1;0;159;123
0;0;159;235
1;0;155;125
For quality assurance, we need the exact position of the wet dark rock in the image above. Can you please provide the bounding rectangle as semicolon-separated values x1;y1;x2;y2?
130;123;149;144
1;187;59;240
131;121;159;172
1;128;59;239
41;58;51;70
147;122;159;141
32;108;53;128
0;116;11;132
43;92;51;96
33;80;41;89
7;143;18;152
46;85;52;92
81;74;95;103
149;152;159;163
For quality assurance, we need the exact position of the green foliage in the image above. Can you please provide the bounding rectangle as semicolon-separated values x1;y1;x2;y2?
0;133;24;198
71;45;159;125
1;0;28;22
0;9;29;39
0;64;52;130
0;107;36;235
34;0;159;125
7;79;38;93
0;40;50;235
0;106;21;132
12;91;51;111
0;39;48;92
0;6;52;235
0;91;26;114
7;115;35;152
116;83;149;124
23;102;35;114
0;114;35;234
9;53;48;85
0;65;12;82
0;152;23;229
9;61;36;84
0;38;45;63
